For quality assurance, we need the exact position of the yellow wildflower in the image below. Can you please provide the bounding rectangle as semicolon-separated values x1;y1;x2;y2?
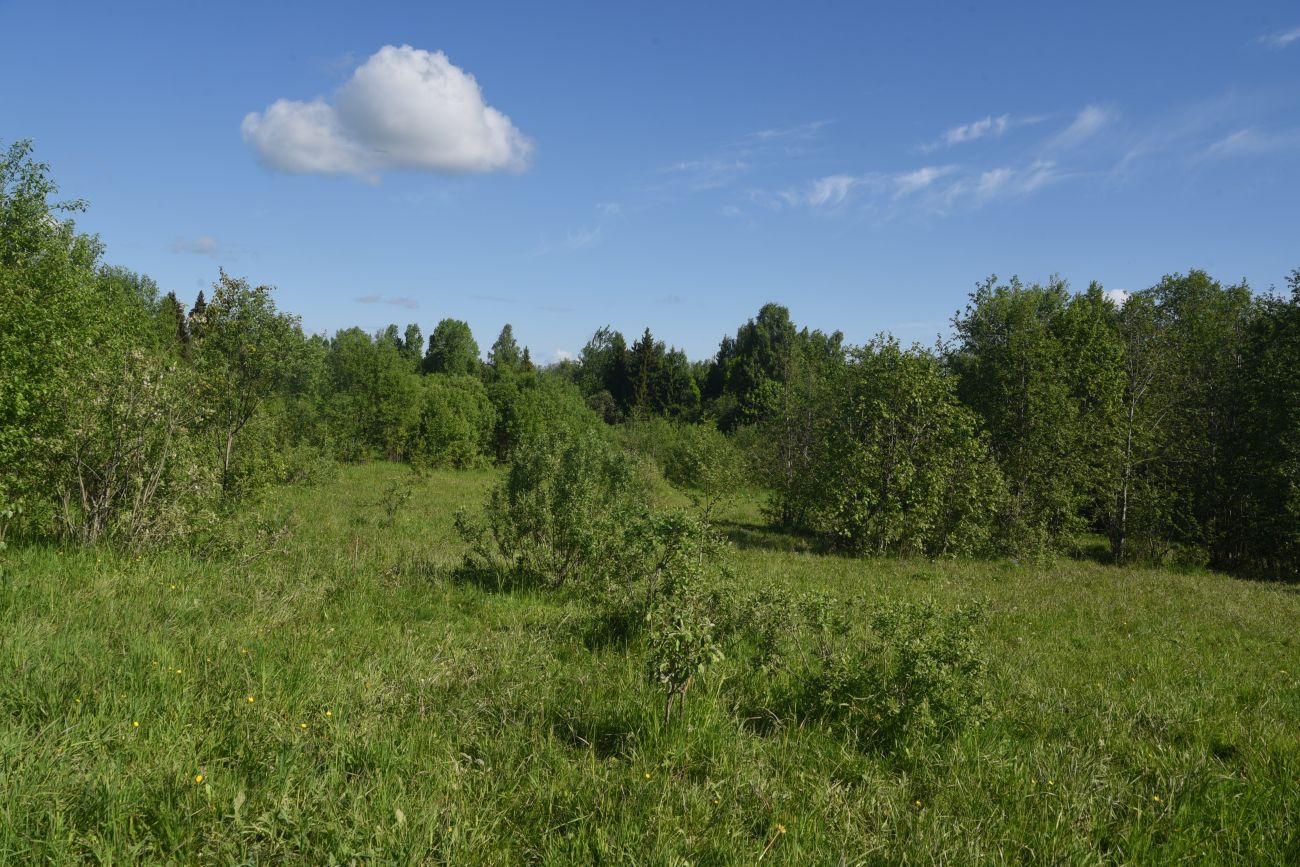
194;774;204;784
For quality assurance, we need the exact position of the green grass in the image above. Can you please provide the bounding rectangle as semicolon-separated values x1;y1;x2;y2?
2;463;1298;864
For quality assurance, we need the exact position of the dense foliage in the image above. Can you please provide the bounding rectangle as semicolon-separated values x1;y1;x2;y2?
4;140;1299;580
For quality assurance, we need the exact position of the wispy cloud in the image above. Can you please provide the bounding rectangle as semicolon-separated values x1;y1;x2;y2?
744;120;832;143
1047;104;1118;150
564;225;603;250
922;114;1010;151
662;158;751;190
170;235;224;257
918;113;1050;153
776;165;956;210
1201;127;1300;159
925;161;1062;214
356;293;419;309
1259;25;1300;48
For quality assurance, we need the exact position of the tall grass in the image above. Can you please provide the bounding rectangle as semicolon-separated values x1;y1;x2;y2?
1;463;1296;863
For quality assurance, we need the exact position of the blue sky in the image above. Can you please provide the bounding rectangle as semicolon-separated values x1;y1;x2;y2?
4;0;1298;361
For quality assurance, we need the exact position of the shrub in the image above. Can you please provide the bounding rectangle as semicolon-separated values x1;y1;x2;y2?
805;599;987;748
56;349;217;547
456;428;651;587
809;340;1006;557
661;424;749;519
646;587;724;724
408;374;496;469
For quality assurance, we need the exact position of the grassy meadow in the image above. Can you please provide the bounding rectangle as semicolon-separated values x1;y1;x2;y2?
2;463;1298;864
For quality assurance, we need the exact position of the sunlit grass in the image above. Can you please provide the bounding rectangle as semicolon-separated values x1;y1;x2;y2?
1;463;1296;863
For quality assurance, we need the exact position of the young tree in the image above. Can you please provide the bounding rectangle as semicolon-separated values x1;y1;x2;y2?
423;318;480;375
408;374;497;469
488;323;522;375
1103;291;1176;562
0;139;102;537
192;269;302;492
950;276;1089;554
1231;269;1300;578
160;290;189;354
627;327;666;414
327;327;420;460
401;322;423;366
810;339;1005;557
1145;271;1253;566
755;326;844;529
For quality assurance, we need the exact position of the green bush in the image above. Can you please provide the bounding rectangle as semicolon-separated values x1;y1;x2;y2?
646;586;725;724
805;599;988;748
56;348;218;548
456;428;651;587
408;374;496;469
809;340;1006;557
621;419;749;518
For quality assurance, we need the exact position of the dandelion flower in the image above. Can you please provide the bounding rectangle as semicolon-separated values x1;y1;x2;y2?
777;824;787;834
644;772;652;780
300;723;308;730
194;774;204;784
1152;795;1162;803
325;710;332;717
132;721;140;728
247;695;255;703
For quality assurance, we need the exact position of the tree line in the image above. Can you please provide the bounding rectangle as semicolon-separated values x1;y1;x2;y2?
3;140;1298;579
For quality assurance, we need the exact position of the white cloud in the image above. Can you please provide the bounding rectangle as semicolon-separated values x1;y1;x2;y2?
242;45;533;178
555;349;573;362
1048;105;1117;150
1104;289;1130;307
1259;26;1300;48
170;235;223;256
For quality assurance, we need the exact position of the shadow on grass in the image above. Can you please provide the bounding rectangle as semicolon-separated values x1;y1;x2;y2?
447;562;546;594
713;519;824;555
547;704;641;759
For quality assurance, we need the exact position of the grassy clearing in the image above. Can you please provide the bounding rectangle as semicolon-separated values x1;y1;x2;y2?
1;463;1297;864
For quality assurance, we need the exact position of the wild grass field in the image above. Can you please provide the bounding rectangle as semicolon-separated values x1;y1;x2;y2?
2;463;1298;865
